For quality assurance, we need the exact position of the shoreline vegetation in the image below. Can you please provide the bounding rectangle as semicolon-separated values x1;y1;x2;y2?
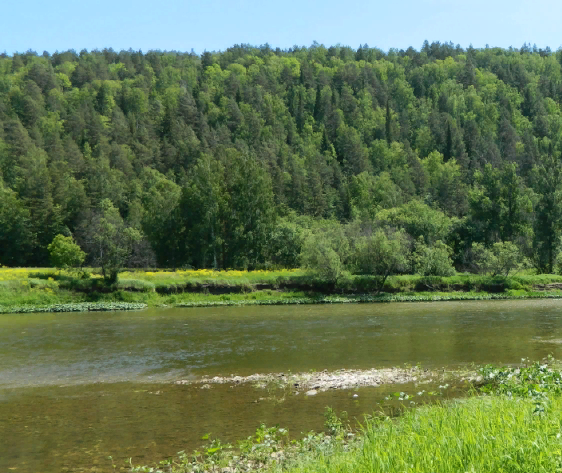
3;268;562;314
128;359;562;473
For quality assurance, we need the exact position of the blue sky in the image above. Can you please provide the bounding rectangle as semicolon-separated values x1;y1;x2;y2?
2;0;562;54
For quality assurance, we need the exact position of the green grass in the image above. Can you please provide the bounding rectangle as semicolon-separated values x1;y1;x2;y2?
282;359;562;473
170;290;562;308
2;268;562;314
283;396;562;473
133;397;562;473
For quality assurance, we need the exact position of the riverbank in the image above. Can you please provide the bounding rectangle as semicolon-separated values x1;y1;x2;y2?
130;360;562;473
131;398;562;473
3;268;562;314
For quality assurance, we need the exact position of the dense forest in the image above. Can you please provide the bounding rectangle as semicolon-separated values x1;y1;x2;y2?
1;41;562;275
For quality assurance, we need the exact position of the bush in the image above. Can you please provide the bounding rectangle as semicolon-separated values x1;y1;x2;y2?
472;241;529;277
300;225;350;284
266;219;306;268
412;239;455;277
48;234;86;270
300;233;347;284
376;200;453;245
354;229;410;290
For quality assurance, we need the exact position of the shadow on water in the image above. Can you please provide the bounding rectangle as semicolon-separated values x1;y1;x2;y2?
1;299;562;472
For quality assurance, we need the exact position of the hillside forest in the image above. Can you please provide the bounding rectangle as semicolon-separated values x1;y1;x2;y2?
1;42;562;278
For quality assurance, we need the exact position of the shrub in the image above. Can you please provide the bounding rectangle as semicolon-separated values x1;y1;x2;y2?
376;200;453;244
412;238;455;277
354;229;410;290
472;241;529;277
48;234;86;270
266;219;306;268
300;233;346;284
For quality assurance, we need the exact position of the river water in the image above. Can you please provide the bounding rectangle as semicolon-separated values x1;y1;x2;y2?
1;299;562;472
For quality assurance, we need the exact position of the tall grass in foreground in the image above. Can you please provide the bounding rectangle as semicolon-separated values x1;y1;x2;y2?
284;396;562;473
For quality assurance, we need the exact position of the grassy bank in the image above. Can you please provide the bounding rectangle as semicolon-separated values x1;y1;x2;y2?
2;267;562;314
130;397;562;473
284;360;562;473
129;360;562;473
286;396;562;473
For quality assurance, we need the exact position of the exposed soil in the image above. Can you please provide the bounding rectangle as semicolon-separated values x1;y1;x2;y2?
533;283;562;291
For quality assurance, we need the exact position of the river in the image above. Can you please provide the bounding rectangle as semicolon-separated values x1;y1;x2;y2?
1;299;562;472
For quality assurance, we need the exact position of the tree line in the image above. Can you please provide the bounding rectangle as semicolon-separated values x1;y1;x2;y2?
1;41;562;275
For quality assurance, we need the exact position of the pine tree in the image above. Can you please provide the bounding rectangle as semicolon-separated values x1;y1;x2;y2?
385;101;392;146
444;122;453;162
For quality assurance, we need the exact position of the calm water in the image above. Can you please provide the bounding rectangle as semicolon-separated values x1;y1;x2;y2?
1;299;562;472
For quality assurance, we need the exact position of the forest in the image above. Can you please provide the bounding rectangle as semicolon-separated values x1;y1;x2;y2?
1;41;562;278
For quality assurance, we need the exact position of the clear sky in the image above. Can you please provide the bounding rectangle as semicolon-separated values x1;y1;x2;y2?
2;0;562;55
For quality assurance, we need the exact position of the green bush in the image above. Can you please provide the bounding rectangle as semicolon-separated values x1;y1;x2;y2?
48;234;86;270
472;241;529;277
376;200;453;244
266;219;306;268
300;229;349;284
412;238;455;277
354;229;410;289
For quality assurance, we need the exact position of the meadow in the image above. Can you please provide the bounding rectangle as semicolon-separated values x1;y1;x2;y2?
2;267;562;314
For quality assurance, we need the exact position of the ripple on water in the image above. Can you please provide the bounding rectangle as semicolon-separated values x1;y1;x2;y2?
1;299;562;472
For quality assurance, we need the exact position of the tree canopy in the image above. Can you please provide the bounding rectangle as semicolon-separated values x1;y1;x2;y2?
1;42;562;272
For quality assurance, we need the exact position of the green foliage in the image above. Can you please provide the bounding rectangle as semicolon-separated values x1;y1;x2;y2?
354;229;409;289
349;172;403;220
376;200;452;245
266;218;307;268
47;234;86;270
479;357;562;400
89;199;142;282
139;169;182;267
0;180;35;266
469;163;534;244
324;407;349;436
0;302;146;314
300;229;349;283
531;154;562;273
180;150;276;269
419;151;467;216
412;238;455;276
472;241;529;277
1;45;562;273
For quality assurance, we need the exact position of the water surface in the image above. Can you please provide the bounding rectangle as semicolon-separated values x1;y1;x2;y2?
1;299;562;472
